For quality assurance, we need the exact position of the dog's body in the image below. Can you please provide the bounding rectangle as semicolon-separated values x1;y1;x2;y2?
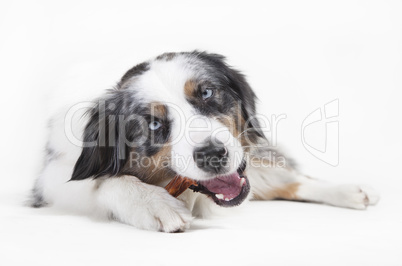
32;51;379;232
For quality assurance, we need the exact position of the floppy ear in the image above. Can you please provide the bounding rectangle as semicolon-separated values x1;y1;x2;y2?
70;91;140;181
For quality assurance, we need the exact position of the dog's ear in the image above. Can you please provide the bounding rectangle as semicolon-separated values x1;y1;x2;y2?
196;52;265;140
70;91;143;181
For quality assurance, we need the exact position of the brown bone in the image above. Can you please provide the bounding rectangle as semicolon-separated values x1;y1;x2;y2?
164;175;198;197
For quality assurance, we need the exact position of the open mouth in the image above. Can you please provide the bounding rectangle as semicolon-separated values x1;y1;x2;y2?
189;164;250;207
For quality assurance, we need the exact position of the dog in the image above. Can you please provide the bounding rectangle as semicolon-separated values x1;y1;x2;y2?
31;51;379;232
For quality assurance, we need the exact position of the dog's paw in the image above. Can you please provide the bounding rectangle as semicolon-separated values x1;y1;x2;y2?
127;186;193;233
149;188;193;232
329;184;380;210
359;185;380;205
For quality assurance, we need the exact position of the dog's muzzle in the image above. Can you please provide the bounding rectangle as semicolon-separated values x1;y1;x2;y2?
190;159;250;207
193;139;229;174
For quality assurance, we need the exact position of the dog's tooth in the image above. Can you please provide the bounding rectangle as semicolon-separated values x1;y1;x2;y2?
215;194;224;200
240;178;246;186
225;198;230;201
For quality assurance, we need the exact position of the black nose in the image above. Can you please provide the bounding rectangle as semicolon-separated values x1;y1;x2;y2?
193;139;229;174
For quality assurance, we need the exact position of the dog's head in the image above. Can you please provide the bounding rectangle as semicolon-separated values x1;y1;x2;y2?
71;51;263;207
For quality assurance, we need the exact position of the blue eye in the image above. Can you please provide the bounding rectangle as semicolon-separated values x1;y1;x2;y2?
202;88;214;100
149;121;162;130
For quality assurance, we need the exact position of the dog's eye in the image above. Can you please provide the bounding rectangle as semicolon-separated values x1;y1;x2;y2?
149;121;162;130
201;88;214;100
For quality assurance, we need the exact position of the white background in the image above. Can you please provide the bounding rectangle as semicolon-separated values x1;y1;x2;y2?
0;1;401;265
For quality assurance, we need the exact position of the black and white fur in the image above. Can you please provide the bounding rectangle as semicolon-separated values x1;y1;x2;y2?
31;51;379;232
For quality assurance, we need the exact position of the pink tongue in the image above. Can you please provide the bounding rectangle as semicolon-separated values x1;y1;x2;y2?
199;172;243;199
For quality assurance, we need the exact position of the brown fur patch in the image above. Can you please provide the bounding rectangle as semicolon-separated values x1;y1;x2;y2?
143;144;173;184
122;143;175;185
253;183;300;200
151;143;171;161
184;80;196;98
216;104;249;149
150;102;167;118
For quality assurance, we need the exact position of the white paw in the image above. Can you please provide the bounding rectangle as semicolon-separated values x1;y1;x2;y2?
359;185;380;205
329;184;380;210
127;186;193;232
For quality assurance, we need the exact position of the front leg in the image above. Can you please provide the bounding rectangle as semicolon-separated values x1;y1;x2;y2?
248;166;380;209
97;175;193;232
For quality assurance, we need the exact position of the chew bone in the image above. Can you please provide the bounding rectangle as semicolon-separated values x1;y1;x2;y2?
165;175;198;197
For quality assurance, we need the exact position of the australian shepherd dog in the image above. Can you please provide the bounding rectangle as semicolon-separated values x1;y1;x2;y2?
31;51;379;232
